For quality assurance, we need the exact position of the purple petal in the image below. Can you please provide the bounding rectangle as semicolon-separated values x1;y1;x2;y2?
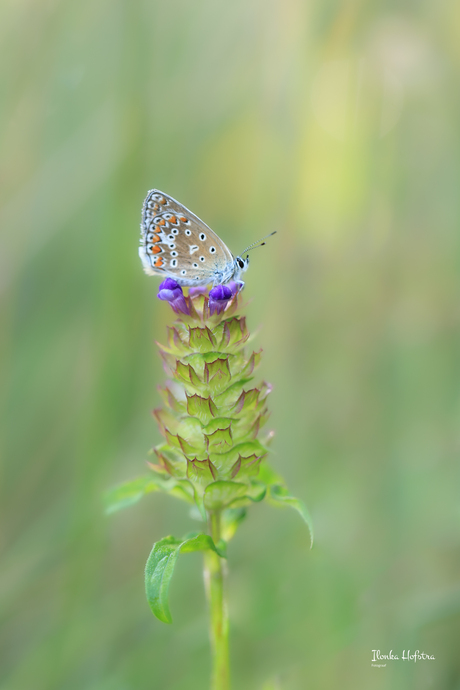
157;280;190;315
209;284;233;315
159;278;181;292
188;286;208;297
209;285;233;301
227;281;241;296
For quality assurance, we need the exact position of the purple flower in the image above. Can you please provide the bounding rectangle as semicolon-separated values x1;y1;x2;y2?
209;284;233;316
158;278;190;315
227;280;243;296
188;286;208;298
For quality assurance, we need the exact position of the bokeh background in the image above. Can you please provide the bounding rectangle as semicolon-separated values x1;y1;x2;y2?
1;1;460;689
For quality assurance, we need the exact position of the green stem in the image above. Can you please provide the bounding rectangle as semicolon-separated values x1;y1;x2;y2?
204;510;230;690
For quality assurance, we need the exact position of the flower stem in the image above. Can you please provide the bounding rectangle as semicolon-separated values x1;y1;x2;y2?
204;510;230;690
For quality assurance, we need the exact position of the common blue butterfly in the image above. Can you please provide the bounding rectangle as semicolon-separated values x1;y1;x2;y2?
139;190;274;289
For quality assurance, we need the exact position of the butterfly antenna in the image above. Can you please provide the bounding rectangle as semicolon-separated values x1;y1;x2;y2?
241;231;277;255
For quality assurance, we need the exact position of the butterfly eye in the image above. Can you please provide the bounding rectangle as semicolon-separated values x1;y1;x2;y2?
185;229;192;236
171;251;178;257
180;269;187;276
209;246;216;254
237;257;245;269
170;259;178;267
199;256;205;262
199;233;206;241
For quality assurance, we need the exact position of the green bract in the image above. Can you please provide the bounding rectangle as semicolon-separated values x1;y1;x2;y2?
106;290;312;623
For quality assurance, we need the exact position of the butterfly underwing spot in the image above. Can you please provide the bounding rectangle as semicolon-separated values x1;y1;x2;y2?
210;246;216;254
180;269;187;276
147;233;161;243
185;229;192;236
179;216;189;224
171;251;178;257
154;257;165;267
171;259;178;267
199;233;206;241
172;228;179;235
189;245;199;255
147;244;163;255
167;234;175;241
193;262;198;268
199;256;205;262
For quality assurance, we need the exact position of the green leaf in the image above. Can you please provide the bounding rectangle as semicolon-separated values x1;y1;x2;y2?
145;533;225;623
203;479;266;510
188;325;217;352
269;484;314;548
241;479;266;502
186;393;217;424
204;425;233;452
105;472;201;515
218;317;249;351
230;453;265;479
204;358;231;392
203;480;247;510
186;457;217;485
258;461;284;485
104;476;159;515
221;507;247;541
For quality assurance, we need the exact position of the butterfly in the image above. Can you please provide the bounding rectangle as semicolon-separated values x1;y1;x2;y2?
139;190;275;289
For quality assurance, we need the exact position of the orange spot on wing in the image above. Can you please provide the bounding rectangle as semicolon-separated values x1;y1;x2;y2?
170;215;177;224
152;234;160;242
159;219;166;226
160;198;167;205
154;257;164;267
153;203;159;211
179;216;188;222
152;245;162;254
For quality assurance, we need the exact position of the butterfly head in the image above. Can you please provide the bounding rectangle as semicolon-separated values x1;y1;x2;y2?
234;254;249;280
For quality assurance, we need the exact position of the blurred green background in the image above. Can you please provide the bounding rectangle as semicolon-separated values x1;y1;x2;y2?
1;1;460;688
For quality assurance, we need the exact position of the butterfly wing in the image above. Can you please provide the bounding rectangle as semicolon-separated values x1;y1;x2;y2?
139;190;235;286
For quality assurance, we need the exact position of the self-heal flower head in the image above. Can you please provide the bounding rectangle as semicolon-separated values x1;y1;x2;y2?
107;261;313;631
208;284;233;316
158;278;190;315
